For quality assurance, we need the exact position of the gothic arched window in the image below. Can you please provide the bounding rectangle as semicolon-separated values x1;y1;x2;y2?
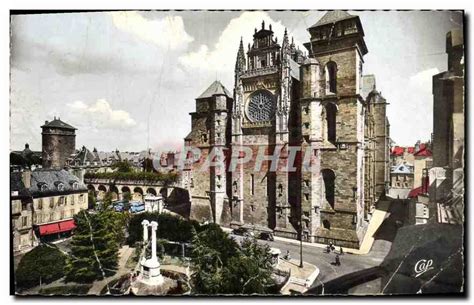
326;61;337;94
325;103;337;144
323;219;331;230
322;169;336;209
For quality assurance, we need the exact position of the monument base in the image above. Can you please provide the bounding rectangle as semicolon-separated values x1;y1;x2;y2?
140;257;164;286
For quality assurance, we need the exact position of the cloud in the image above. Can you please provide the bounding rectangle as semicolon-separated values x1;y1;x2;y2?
179;11;301;72
409;68;440;92
67;99;137;129
110;11;193;50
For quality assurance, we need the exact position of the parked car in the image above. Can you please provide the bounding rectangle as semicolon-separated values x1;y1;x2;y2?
232;227;253;237
258;232;274;241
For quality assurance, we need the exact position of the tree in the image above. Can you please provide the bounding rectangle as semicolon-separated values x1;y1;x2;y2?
122;191;132;211
127;212;203;245
16;244;67;290
221;238;276;294
111;160;133;173
65;210;123;283
189;226;276;295
88;190;96;210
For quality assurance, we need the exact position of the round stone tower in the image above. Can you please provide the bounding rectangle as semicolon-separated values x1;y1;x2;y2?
41;117;76;169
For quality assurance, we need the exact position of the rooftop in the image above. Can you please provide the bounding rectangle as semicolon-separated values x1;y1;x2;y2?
41;117;76;130
310;10;356;28
197;81;231;99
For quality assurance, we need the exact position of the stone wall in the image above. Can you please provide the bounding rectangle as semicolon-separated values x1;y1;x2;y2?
42;130;76;169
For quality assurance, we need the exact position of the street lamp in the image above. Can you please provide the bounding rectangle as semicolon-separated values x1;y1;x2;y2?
299;211;304;268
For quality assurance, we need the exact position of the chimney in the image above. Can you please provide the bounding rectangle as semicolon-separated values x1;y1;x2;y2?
22;169;31;189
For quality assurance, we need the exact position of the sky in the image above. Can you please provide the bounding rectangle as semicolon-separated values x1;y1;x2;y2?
10;10;463;152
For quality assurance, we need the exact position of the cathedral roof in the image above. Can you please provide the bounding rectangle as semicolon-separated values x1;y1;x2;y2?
310;10;356;28
41;117;76;130
197;81;231;99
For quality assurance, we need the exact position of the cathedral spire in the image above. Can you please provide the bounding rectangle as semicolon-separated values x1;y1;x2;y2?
235;37;246;72
282;28;290;51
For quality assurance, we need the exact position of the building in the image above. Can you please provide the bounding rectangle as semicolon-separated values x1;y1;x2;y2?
184;11;390;248
10;143;42;171
10;169;88;251
429;28;464;224
388;162;414;199
390;145;415;166
41;117;77;169
11;171;35;252
412;142;433;188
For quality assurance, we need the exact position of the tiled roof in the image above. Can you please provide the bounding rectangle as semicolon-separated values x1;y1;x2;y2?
414;144;432;157
41;118;76;130
72;146;101;165
310;10;355;28
29;169;87;197
197;81;231;99
391;146;404;156
10;172;32;199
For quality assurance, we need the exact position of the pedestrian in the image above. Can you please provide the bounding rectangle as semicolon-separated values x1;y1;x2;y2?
335;254;341;266
340;246;344;255
285;250;291;260
329;242;335;252
326;244;331;253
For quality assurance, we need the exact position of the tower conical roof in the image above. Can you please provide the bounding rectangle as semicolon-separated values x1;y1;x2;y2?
197;81;231;99
310;10;355;28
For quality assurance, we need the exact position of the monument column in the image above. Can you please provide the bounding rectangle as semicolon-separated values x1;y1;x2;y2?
142;220;149;242
150;221;158;260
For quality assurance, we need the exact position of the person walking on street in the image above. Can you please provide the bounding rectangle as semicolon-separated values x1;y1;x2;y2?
339;246;344;255
329;242;334;252
335;254;341;266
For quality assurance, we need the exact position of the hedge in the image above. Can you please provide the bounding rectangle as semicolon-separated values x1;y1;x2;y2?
84;171;179;184
127;212;206;245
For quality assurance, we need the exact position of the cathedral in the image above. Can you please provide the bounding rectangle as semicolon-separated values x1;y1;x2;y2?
183;11;390;249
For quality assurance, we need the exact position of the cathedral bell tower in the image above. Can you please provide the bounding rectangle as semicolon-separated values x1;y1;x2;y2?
303;11;370;248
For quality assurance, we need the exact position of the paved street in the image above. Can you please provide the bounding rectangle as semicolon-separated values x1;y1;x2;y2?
230;198;406;285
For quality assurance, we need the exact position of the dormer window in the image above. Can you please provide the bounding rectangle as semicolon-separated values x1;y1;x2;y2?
57;183;65;191
39;183;48;192
72;182;79;190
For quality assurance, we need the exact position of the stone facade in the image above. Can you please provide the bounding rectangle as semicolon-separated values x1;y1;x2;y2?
184;11;390;249
430;28;464;224
42;117;76;169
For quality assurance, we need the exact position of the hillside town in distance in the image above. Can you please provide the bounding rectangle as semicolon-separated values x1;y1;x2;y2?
10;10;464;296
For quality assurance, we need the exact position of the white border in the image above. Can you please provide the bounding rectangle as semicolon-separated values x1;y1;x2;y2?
2;1;473;305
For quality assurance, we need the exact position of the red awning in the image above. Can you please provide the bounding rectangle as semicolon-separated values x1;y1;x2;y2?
39;223;60;235
38;219;76;236
59;219;76;231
